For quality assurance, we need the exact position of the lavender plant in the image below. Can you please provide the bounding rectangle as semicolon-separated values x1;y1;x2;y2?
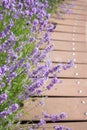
0;0;73;130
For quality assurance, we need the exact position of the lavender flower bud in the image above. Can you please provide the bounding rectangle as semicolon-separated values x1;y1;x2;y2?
39;119;46;126
59;112;67;120
0;93;7;104
8;103;19;114
0;110;7;118
53;126;64;130
0;14;3;20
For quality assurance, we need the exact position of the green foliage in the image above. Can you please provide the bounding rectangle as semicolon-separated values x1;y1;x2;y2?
40;0;64;13
0;6;34;130
19;43;34;58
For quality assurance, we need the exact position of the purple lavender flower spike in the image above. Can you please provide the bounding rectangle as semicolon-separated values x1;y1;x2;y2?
33;19;38;26
42;112;50;118
59;112;67;120
0;82;5;88
36;89;42;95
63;60;73;70
0;110;7;118
53;126;72;130
18;2;23;10
8;22;12;28
0;14;3;20
0;93;7;104
0;65;7;76
0;0;74;129
53;126;64;130
39;119;46;126
8;103;19;114
50;114;59;122
46;77;58;90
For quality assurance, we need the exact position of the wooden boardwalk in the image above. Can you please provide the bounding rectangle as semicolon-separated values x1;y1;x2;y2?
19;0;87;129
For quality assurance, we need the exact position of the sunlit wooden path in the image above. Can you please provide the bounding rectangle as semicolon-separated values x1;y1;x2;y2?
19;0;87;129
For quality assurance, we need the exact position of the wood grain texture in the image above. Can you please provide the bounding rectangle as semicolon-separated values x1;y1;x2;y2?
71;5;87;10
50;18;86;27
41;40;87;52
47;63;87;78
72;9;87;15
15;122;87;130
66;1;87;7
48;51;87;64
52;41;87;52
20;98;87;121
39;32;86;42
42;78;87;96
63;14;87;21
20;0;87;128
52;12;87;21
50;32;85;42
54;24;85;34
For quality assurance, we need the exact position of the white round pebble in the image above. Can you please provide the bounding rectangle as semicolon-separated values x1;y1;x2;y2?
72;48;75;51
76;81;80;85
78;90;82;93
84;112;87;115
74;58;76;62
81;101;85;104
75;73;79;76
73;52;75;56
74;65;77;68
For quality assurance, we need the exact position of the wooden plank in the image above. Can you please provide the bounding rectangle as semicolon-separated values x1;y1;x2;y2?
73;2;87;7
39;34;85;44
50;41;87;52
63;14;87;21
48;51;87;64
55;24;85;34
43;78;87;96
50;32;85;42
73;8;86;12
67;1;87;6
52;14;87;21
50;18;86;27
20;98;87;121
55;7;87;19
15;122;87;130
62;0;87;7
72;5;87;10
44;122;87;130
48;63;87;78
72;9;87;15
75;2;87;5
79;0;87;2
55;7;87;20
18;0;87;128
